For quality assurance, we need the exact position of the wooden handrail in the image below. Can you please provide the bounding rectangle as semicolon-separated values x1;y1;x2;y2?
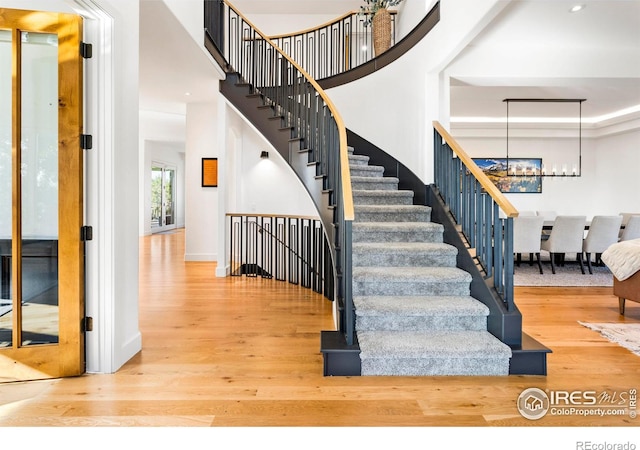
225;0;354;221
433;121;518;218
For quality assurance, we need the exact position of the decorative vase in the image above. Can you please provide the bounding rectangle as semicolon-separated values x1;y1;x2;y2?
372;8;392;56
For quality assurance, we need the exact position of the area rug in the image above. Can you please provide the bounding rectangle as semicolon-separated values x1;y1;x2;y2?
578;322;640;356
513;257;613;287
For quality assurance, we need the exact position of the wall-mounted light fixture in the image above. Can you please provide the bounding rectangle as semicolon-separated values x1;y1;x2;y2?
260;151;269;159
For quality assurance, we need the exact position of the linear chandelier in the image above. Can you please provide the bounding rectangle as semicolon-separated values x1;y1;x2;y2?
504;98;586;177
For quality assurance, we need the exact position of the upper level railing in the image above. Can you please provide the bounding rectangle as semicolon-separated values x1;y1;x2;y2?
433;122;518;311
267;10;397;81
204;0;357;344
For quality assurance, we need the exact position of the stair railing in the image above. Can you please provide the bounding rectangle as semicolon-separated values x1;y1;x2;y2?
267;10;397;81
433;122;518;311
228;214;332;296
205;1;356;344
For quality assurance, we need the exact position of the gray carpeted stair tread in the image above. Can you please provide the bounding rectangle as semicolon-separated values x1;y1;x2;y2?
352;189;413;195
352;242;458;267
358;329;512;376
350;165;385;177
354;205;431;223
353;266;471;282
351;176;399;191
353;190;414;202
353;242;456;254
355;204;431;212
353;222;444;243
351;175;398;183
353;266;472;296
353;222;442;232
348;154;370;165
353;296;489;316
358;330;512;359
353;296;489;332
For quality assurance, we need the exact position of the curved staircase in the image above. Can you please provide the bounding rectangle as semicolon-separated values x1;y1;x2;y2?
205;0;549;377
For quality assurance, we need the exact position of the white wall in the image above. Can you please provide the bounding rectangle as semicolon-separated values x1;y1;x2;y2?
396;0;438;40
592;130;640;216
454;129;640;219
95;0;142;372
185;102;219;261
233;116;319;217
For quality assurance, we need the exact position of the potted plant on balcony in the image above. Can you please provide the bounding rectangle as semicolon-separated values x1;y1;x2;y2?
360;0;405;56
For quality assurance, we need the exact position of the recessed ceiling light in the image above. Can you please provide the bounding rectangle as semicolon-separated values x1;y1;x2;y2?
185;92;191;96
569;4;585;13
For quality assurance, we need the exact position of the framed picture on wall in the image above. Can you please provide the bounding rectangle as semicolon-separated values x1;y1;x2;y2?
472;158;542;193
202;158;218;187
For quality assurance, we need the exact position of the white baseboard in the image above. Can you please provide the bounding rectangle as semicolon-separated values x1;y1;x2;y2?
114;331;142;373
215;264;229;277
184;253;217;261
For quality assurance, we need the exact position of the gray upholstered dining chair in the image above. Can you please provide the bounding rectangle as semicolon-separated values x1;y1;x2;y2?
513;215;545;274
536;210;557;239
620;215;640;241
540;215;587;274
582;215;623;274
618;212;640;239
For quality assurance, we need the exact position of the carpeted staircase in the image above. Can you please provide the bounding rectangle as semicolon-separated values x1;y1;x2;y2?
349;147;512;376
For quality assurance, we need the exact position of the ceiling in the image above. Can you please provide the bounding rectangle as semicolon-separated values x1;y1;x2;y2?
448;0;640;126
139;0;640;125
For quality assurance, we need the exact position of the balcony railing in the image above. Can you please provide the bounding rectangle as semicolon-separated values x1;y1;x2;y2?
267;10;397;81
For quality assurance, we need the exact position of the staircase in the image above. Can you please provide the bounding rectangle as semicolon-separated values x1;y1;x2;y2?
348;147;512;376
206;2;549;377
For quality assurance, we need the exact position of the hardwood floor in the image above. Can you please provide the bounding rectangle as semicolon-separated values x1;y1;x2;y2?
1;228;639;435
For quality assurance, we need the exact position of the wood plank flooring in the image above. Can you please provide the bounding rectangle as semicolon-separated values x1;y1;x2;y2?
1;228;639;432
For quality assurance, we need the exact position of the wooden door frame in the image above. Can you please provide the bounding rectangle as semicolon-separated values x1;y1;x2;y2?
0;8;84;381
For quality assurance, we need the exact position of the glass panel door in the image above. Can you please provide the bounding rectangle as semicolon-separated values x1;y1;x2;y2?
0;9;84;382
151;163;176;233
20;30;59;346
